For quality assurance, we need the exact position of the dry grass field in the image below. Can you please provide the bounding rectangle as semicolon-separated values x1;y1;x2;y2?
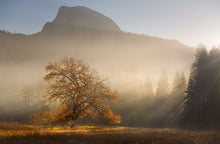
0;122;219;144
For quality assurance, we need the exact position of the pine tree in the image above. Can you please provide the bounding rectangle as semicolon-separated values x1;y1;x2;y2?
166;72;186;126
183;46;220;129
182;45;208;129
205;47;220;128
144;75;154;98
179;72;186;96
171;72;186;98
171;72;180;97
155;68;170;99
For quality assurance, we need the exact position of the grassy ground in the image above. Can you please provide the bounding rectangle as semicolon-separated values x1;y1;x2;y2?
0;123;219;144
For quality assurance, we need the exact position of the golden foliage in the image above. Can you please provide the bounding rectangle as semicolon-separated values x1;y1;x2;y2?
43;57;120;126
30;106;72;126
52;106;72;125
104;110;121;124
30;109;53;125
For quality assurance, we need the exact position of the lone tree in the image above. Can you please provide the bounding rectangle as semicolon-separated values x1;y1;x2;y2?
44;57;121;127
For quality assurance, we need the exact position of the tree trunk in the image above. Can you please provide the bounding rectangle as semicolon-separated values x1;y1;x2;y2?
70;116;78;128
70;122;75;128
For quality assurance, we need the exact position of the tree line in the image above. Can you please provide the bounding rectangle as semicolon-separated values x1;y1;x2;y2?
182;45;220;130
118;68;186;128
119;45;220;130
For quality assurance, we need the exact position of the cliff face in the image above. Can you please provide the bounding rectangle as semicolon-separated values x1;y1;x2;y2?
41;6;121;33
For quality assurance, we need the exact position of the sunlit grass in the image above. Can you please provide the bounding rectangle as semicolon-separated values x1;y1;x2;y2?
0;122;219;144
0;122;127;138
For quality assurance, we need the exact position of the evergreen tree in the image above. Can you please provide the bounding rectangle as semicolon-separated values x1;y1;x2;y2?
205;47;220;128
179;72;186;96
182;45;208;129
183;46;220;129
171;72;186;98
144;75;154;98
171;72;180;96
167;72;186;127
155;68;170;99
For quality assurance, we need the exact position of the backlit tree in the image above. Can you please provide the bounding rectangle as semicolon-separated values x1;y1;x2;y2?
44;57;121;127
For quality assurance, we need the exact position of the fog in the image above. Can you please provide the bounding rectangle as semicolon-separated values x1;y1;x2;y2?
0;19;196;128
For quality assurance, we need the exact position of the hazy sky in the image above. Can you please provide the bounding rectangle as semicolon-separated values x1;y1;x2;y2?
1;0;220;48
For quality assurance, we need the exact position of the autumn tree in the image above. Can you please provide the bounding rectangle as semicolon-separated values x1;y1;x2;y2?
30;106;72;126
44;57;121;127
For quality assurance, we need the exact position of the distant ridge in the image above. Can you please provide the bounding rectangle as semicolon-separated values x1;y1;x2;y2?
41;6;121;33
0;6;194;72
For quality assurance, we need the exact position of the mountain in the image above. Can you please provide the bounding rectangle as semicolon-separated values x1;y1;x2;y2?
0;6;195;84
0;6;194;69
41;6;121;34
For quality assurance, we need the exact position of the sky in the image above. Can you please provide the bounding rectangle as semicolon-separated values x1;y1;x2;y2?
0;0;220;48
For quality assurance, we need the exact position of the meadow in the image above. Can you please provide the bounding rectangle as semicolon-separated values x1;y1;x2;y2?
0;123;219;144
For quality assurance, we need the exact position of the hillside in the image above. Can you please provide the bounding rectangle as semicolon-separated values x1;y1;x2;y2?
0;6;194;64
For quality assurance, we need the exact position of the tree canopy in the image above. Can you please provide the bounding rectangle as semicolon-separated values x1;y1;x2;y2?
44;57;121;127
182;46;220;129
